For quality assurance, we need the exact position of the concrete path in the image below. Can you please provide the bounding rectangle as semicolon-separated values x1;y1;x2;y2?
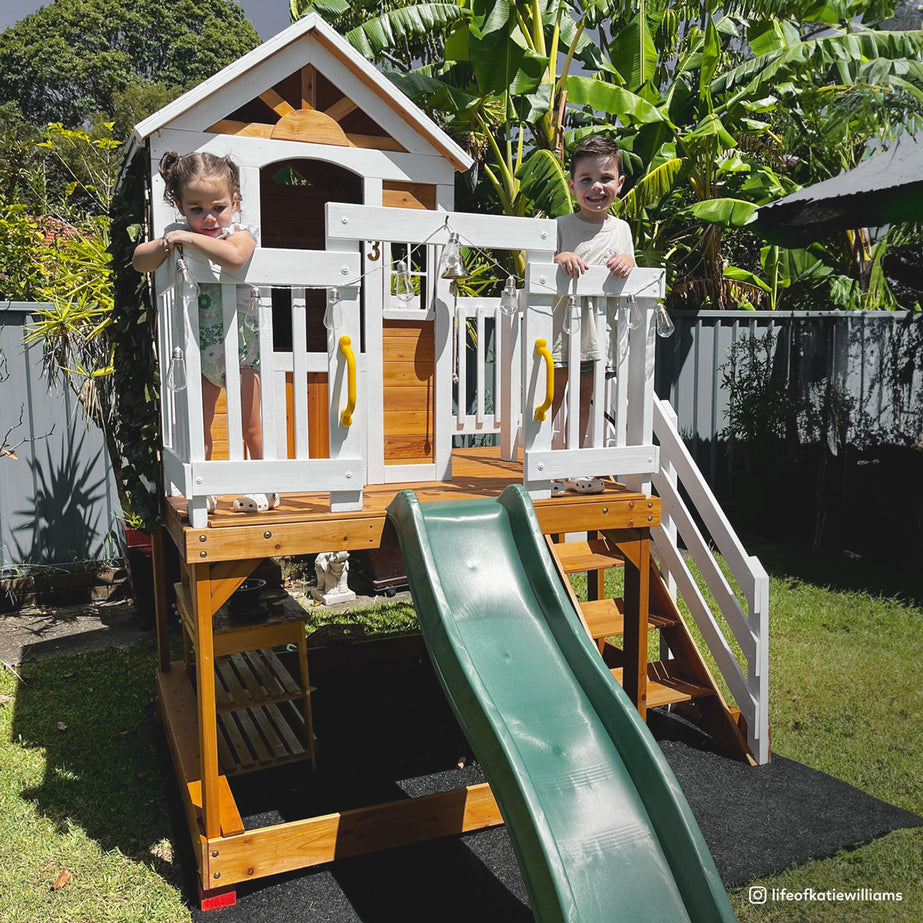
0;599;154;666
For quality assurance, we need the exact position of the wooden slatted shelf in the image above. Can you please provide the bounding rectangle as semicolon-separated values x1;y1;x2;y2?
580;597;674;640
552;537;625;574
217;698;309;775
610;661;715;709
174;579;318;774
215;647;315;713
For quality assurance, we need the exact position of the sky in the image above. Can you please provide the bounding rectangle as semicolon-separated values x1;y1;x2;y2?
0;0;293;40
5;0;921;41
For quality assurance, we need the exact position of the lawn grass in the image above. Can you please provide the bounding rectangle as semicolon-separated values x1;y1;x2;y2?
0;544;920;922
726;544;923;921
0;644;190;923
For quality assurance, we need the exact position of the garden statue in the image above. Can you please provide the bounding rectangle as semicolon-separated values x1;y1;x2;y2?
312;550;355;605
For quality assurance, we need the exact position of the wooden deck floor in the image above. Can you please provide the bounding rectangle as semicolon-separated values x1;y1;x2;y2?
165;446;658;563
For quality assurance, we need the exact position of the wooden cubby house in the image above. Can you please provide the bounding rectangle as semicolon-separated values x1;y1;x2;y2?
121;13;770;910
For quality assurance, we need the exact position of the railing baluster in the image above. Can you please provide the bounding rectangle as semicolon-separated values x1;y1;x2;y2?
590;299;606;448
159;286;177;458
476;305;486;427
456;304;467;433
492;303;502;432
499;304;521;460
291;286;309;460
565;297;581;450
256;285;276;461
181;267;205;464
222;282;244;460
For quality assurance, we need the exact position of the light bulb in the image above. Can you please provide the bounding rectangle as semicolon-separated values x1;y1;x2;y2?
393;260;415;302
655;302;675;338
628;295;644;330
562;295;581;335
324;287;344;330
174;248;200;302
241;285;260;331
165;347;187;392
439;232;468;279
500;276;519;315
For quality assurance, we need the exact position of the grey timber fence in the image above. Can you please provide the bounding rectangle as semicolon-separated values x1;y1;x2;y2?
1;303;122;575
654;310;923;502
2;303;920;569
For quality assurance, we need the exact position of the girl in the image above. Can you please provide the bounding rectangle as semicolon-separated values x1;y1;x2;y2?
133;150;278;513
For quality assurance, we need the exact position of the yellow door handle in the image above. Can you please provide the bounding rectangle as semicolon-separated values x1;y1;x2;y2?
339;335;356;427
534;338;554;422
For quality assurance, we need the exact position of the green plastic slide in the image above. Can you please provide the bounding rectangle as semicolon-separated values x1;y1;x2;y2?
387;485;737;923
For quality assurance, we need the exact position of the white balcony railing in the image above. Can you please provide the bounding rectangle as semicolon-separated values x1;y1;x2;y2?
158;245;364;528
521;265;666;496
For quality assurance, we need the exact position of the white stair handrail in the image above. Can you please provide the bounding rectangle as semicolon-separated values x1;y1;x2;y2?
652;396;770;764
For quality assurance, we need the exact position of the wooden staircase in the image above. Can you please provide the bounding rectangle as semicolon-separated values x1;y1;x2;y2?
548;530;755;765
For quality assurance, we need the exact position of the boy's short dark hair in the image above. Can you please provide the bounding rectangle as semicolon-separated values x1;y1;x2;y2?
569;135;623;177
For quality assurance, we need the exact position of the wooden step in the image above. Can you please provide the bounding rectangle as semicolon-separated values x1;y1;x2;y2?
580;598;675;640
610;661;715;709
552;537;625;574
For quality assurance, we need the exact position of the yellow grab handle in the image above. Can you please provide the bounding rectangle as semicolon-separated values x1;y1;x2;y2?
534;338;554;422
339;335;357;427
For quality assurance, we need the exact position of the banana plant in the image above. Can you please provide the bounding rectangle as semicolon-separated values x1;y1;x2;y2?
296;0;606;276
574;0;923;307
296;0;923;308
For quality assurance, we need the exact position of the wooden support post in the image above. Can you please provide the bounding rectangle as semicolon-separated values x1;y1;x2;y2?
152;525;171;674
621;532;650;719
194;562;222;840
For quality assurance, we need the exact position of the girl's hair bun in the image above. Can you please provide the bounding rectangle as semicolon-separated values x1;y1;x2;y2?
158;150;181;176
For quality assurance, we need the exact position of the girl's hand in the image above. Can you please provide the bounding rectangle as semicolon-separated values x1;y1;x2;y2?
555;251;589;278
162;229;194;254
606;253;635;278
166;227;255;270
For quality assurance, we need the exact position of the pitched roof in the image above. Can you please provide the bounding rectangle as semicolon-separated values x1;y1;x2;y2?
130;12;473;173
751;133;923;246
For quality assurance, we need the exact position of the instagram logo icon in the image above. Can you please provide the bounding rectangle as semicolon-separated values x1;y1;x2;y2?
749;886;768;904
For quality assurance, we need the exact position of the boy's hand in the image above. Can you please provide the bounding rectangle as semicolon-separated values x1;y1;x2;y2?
606;253;635;278
555;251;589;278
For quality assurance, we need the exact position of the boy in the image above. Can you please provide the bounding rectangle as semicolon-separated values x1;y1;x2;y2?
551;136;635;487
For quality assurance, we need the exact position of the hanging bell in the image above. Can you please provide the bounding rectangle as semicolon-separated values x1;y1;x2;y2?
499;276;519;315
176;256;192;286
439;232;468;280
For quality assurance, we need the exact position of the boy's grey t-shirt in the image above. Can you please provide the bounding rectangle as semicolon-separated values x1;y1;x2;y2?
552;212;635;365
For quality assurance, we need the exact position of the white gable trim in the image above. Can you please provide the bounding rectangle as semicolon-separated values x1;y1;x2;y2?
132;13;472;173
149;129;459;186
